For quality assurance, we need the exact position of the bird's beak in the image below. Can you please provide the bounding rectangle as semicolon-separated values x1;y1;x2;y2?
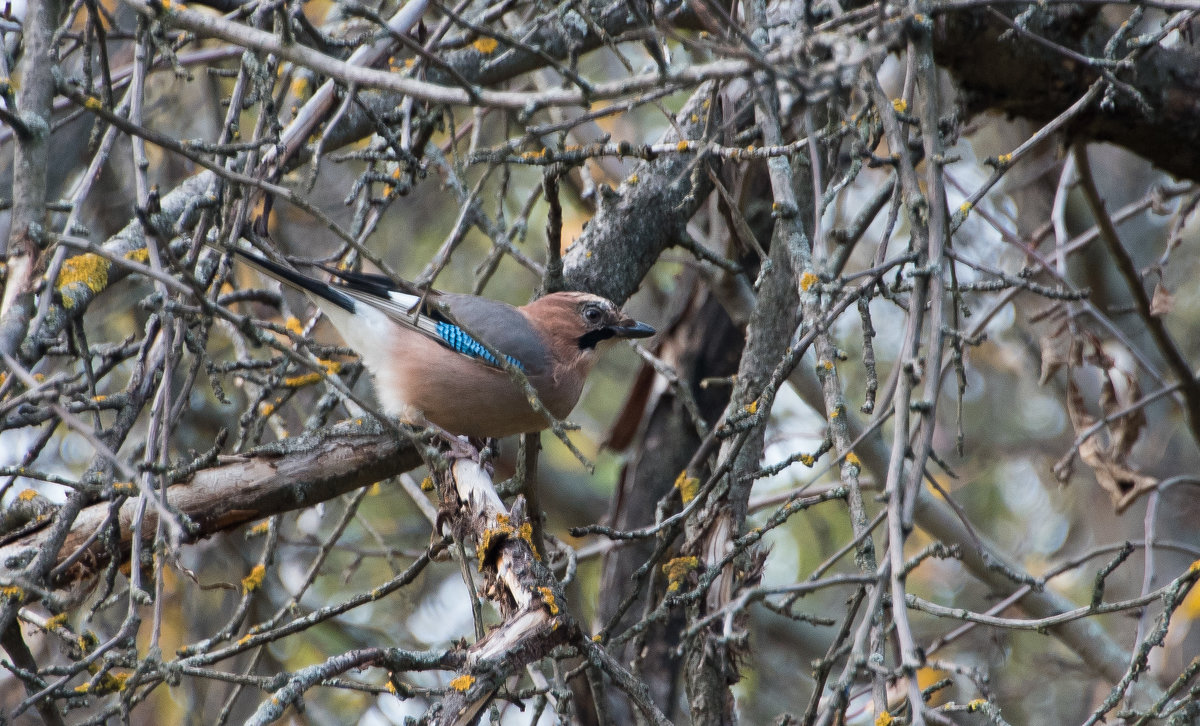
608;318;656;339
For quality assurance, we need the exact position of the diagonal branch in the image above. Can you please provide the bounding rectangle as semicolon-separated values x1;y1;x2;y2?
1073;145;1200;449
0;419;421;589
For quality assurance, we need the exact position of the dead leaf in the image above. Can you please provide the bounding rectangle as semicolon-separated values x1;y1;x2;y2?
1102;369;1146;459
1150;282;1174;316
1064;376;1093;434
1079;443;1158;513
1037;320;1075;386
1038;333;1071;385
1062;376;1158;513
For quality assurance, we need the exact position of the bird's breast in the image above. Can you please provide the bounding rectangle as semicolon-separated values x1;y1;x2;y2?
372;331;584;437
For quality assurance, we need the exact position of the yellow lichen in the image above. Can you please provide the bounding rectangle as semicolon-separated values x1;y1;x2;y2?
478;518;519;567
517;521;541;559
591;633;602;642
997;153;1013;165
800;271;819;291
676;140;690;152
112;481;135;493
674;470;700;504
78;631;99;653
627;174;638;185
420;476;434;491
259;402;275;417
57;254;111;308
0;585;24;601
281;358;339;387
83;96;103;111
241;564;266;594
662;556;699;592
959;201;973;214
124;247;149;263
966;699;987;712
537;586;559;615
46;613;69;630
95;671;130;694
875;711;894;726
473;37;499;54
385;681;398;694
284;317;304;336
17;488;37;502
449;674;475;691
283;372;322;388
891;98;907;113
800;454;815;467
845;452;861;467
744;400;758;415
247;521;270;537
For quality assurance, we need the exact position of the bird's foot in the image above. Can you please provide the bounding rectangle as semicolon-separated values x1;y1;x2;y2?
412;420;478;461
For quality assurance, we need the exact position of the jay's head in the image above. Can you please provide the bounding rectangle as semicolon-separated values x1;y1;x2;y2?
527;292;654;361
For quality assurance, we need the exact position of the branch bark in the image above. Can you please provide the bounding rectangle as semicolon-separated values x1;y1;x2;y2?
932;4;1200;181
0;420;421;588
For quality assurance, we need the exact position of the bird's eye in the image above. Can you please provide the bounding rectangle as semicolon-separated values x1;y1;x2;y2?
583;306;604;325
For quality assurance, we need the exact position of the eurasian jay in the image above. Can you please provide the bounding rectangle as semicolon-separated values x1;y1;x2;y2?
231;248;655;438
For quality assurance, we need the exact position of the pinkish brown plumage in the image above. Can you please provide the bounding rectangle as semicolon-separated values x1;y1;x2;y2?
232;249;654;437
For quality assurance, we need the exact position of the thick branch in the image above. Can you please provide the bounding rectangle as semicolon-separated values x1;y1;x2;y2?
562;85;728;303
933;5;1200;181
0;420;421;587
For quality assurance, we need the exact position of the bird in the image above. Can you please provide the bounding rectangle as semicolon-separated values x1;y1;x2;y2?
229;246;655;439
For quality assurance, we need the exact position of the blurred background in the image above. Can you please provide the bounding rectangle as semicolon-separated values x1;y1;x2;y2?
1;0;1198;724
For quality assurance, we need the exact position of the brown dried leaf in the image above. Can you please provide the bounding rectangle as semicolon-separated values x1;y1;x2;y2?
1038;333;1073;385
1065;377;1094;433
1063;375;1157;512
1150;282;1174;317
1104;371;1146;459
1083;334;1114;370
1089;458;1158;514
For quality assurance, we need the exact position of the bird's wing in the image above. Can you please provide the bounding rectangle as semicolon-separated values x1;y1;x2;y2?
233;247;545;373
438;293;552;375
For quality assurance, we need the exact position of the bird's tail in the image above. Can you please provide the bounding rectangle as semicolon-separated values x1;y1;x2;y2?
229;247;357;313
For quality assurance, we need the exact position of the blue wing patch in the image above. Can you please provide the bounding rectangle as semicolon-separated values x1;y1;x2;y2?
435;321;525;370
